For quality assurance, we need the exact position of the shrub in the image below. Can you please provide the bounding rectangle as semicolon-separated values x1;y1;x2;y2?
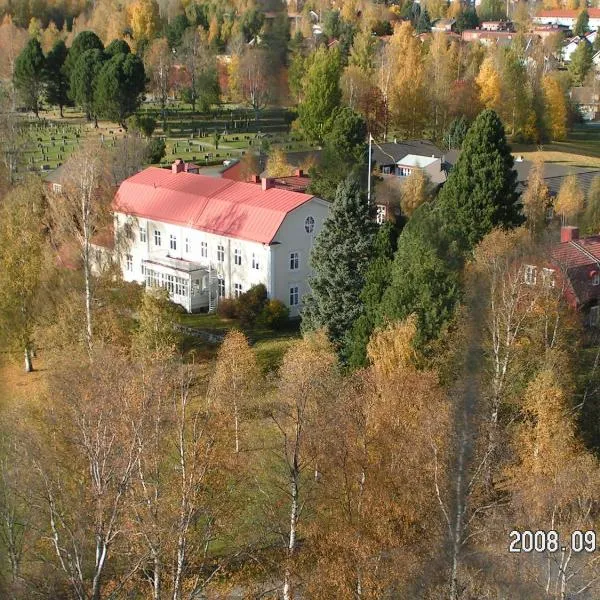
145;137;166;164
237;284;268;327
258;299;289;329
217;297;238;319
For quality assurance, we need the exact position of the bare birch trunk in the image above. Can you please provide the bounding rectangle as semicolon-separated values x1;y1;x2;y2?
24;346;33;372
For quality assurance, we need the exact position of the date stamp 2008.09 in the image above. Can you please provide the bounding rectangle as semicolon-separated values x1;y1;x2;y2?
509;530;598;554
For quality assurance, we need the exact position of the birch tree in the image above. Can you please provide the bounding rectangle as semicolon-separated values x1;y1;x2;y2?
35;348;147;600
47;141;112;355
271;331;340;600
208;329;261;454
0;179;47;372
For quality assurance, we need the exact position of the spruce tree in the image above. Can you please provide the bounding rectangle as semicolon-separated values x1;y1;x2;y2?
574;9;589;37
379;203;463;348
302;176;375;356
70;48;105;123
416;8;432;33
347;221;398;368
437;109;521;252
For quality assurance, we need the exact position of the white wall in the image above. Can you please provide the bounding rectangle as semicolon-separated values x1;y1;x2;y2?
268;198;330;317
115;195;330;315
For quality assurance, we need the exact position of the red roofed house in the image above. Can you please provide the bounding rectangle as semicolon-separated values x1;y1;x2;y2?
533;9;600;30
531;226;600;327
111;160;330;314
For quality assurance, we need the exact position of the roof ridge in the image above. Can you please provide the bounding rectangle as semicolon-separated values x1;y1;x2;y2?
569;240;600;267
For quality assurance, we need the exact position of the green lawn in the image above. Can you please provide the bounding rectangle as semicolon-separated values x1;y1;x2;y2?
511;124;600;161
179;312;301;373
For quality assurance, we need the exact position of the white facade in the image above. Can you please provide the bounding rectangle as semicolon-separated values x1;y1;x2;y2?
116;197;330;317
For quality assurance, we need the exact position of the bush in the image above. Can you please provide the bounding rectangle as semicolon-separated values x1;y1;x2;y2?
237;284;268;327
145;137;166;164
217;297;238;319
258;299;289;329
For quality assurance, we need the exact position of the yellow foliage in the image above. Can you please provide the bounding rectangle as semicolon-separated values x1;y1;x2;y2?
367;315;419;380
555;174;584;224
265;147;293;177
476;56;502;111
542;75;567;141
128;0;160;43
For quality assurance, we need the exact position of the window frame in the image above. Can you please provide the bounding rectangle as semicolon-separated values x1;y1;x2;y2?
140;226;147;243
289;285;299;307
201;241;208;258
234;248;242;266
169;234;177;251
217;244;225;263
304;216;315;234
289;251;299;271
524;264;537;286
234;282;243;298
154;230;161;247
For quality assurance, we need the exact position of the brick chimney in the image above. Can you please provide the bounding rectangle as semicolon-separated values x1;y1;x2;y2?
561;226;580;243
294;168;304;177
261;177;274;191
172;159;185;174
249;174;260;183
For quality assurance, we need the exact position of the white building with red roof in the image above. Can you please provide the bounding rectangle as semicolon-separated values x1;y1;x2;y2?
112;160;330;315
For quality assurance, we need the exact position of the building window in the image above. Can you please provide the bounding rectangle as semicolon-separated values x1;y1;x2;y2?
140;227;147;243
524;264;537;285
399;167;412;177
304;216;315;234
201;241;208;258
289;286;299;306
234;248;242;265
170;234;177;251
542;268;556;288
218;277;225;297
290;251;299;270
217;244;225;262
382;165;393;175
376;204;386;224
185;238;191;253
126;254;133;271
590;305;599;327
252;253;260;269
593;272;600;286
234;282;243;297
154;230;161;246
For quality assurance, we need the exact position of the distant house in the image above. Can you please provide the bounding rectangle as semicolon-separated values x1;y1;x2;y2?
107;160;330;315
432;18;456;33
480;21;513;31
547;226;600;327
570;87;600;121
533;8;600;30
513;157;600;196
371;139;457;184
461;29;521;46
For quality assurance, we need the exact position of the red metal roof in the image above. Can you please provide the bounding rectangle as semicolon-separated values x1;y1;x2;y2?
113;167;314;245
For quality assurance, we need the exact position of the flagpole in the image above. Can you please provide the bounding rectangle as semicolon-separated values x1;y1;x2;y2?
367;133;372;204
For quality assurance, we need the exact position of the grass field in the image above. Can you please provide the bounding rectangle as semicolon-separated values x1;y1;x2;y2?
511;124;600;167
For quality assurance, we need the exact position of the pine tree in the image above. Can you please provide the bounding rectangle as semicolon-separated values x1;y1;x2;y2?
437;109;521;252
63;31;104;83
302;176;375;356
94;52;145;127
70;48;105;123
13;38;45;117
568;40;594;85
44;39;69;117
416;8;432;33
574;8;589;36
297;46;342;143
